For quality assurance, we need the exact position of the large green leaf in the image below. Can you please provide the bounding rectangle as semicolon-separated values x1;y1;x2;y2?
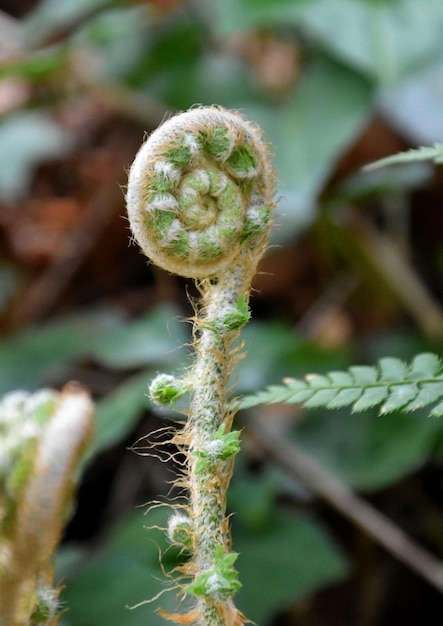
213;0;443;84
211;0;309;36
234;510;348;623
0;112;73;202
0;304;186;395
296;0;443;84
59;508;178;626
247;56;372;239
88;371;151;458
91;304;188;370
294;406;443;491
0;309;121;394
59;489;347;626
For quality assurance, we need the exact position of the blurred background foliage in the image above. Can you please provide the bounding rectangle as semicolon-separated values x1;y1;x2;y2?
2;0;443;624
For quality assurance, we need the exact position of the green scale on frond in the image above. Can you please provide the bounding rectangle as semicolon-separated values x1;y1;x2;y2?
151;208;175;240
169;229;191;259
146;170;174;194
242;204;272;242
200;127;232;160
164;137;196;168
226;143;258;178
197;232;223;260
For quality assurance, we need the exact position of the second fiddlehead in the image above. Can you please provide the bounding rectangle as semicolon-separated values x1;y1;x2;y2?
127;106;275;625
0;384;93;625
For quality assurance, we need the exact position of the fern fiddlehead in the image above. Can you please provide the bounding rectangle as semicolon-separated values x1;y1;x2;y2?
127;106;274;625
127;106;273;280
0;384;93;625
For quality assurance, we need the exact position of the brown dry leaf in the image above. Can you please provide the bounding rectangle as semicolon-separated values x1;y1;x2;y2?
233;31;302;95
2;198;84;266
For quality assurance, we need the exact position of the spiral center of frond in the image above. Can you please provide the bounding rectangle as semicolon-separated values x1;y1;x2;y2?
178;169;237;231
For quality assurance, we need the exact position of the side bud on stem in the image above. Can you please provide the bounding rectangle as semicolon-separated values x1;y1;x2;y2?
149;373;188;406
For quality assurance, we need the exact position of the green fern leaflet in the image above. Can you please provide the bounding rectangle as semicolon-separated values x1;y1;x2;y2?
240;353;443;416
364;144;443;170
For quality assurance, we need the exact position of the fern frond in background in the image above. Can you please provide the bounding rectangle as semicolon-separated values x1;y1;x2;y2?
364;143;443;170
240;353;443;416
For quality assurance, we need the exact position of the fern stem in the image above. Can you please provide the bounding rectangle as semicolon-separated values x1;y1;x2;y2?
126;105;274;624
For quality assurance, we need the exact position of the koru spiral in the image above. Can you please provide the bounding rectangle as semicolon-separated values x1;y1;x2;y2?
126;106;274;278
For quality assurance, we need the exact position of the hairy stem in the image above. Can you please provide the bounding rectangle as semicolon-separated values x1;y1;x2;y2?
187;277;247;623
126;105;274;625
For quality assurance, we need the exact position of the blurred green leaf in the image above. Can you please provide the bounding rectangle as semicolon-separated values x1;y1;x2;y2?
0;111;73;202
248;56;372;239
0;304;187;395
23;0;113;44
377;56;443;144
212;0;308;36
229;468;276;533
195;53;256;111
59;508;178;626
89;371;150;458
0;46;69;81
295;407;443;491
340;161;433;199
128;17;203;107
234;509;348;623
365;144;443;171
91;304;188;370
215;0;443;85
0;309;121;394
73;5;150;80
238;319;349;393
296;0;443;84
